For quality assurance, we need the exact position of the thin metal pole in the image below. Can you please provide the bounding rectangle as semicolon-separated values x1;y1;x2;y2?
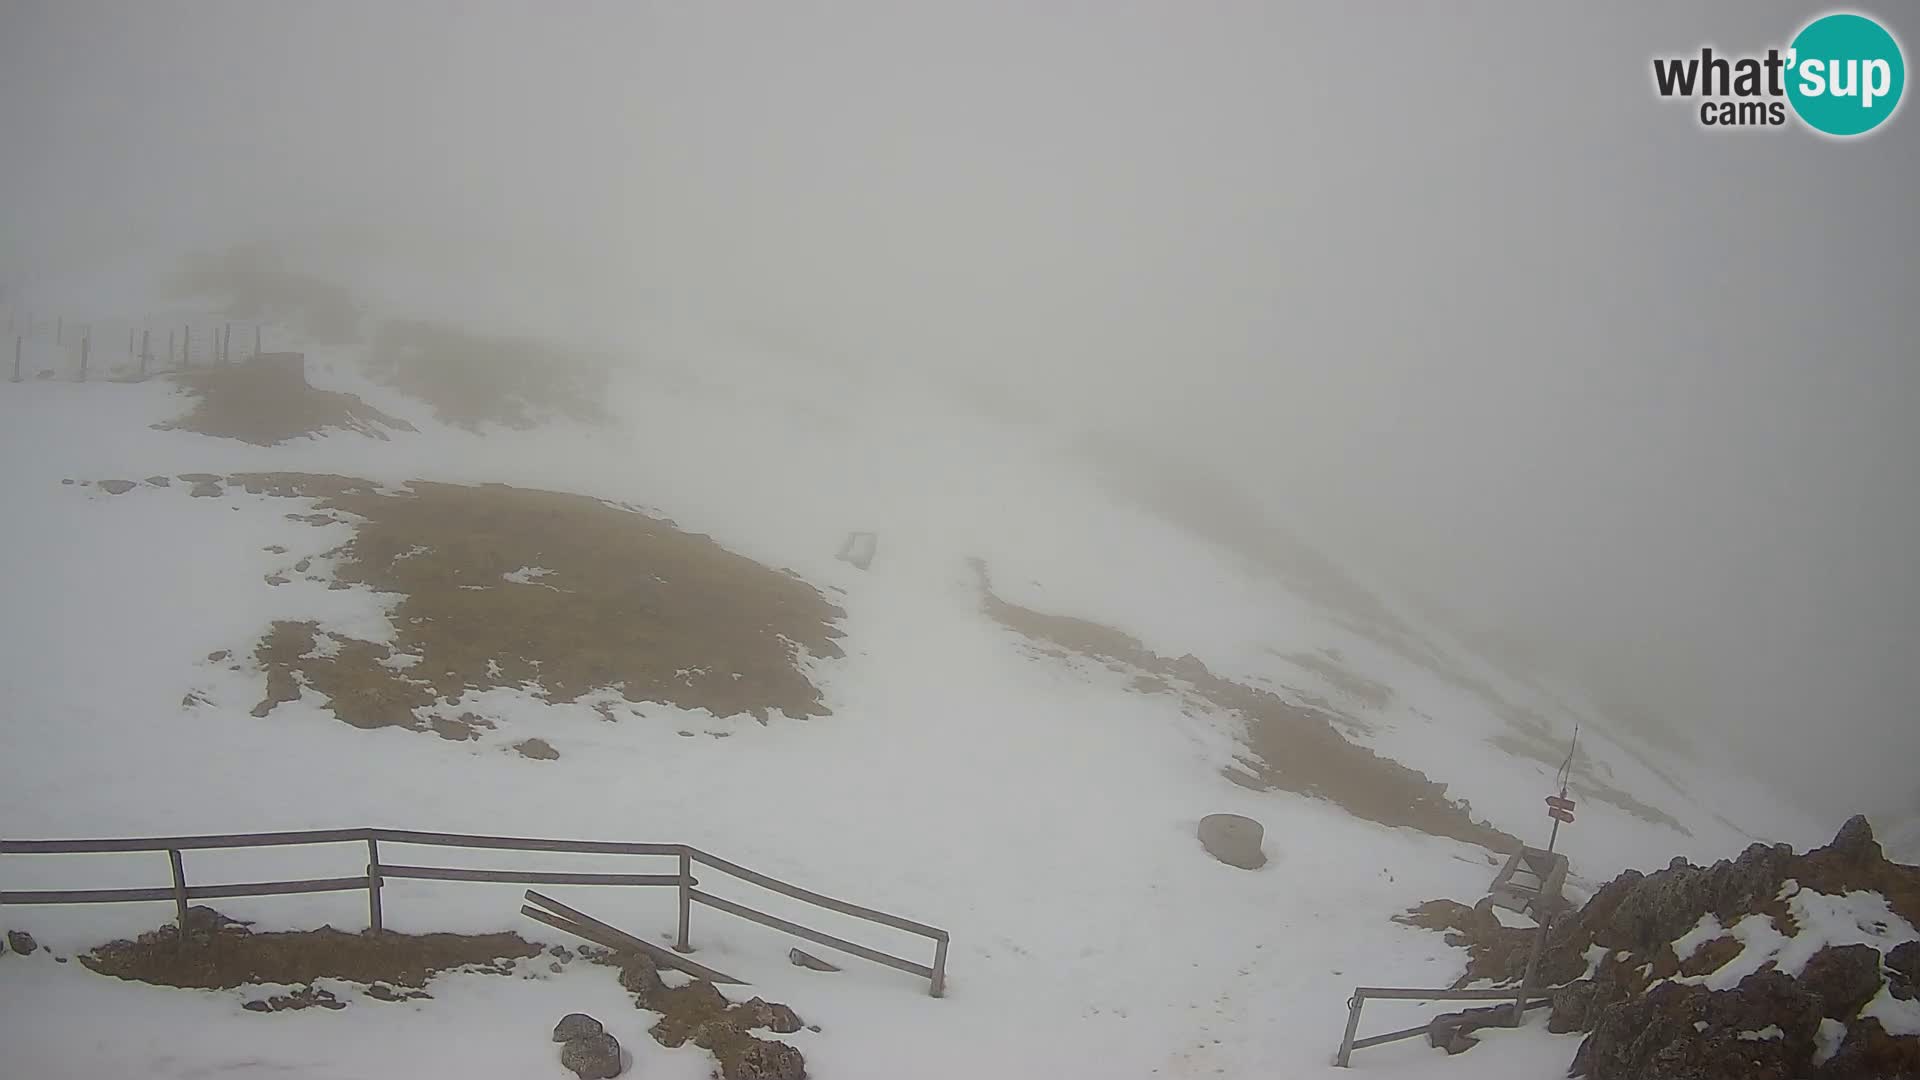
1336;990;1365;1067
78;332;88;381
168;849;189;951
930;935;949;998
366;837;384;933
675;847;693;952
129;327;135;358
1514;914;1551;1027
183;325;190;366
222;322;231;363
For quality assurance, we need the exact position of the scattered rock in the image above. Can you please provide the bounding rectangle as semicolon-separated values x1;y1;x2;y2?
1800;944;1884;1020
550;945;575;962
242;999;271;1013
98;479;136;495
788;948;840;972
1197;813;1267;870
555;1013;605;1042
189;481;223;498
514;738;560;760
264;574;289;586
206;650;230;662
559;1032;623;1079
294;558;312;573
551;961;565;973
145;476;172;487
8;930;38;955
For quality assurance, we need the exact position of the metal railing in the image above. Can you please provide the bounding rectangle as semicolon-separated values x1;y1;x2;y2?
0;826;949;996
1333;985;1556;1066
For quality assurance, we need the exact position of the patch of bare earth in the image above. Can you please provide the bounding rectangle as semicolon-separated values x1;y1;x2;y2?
971;559;1519;853
366;320;609;430
169;473;845;740
601;950;809;1080
154;352;414;446
81;907;539;1009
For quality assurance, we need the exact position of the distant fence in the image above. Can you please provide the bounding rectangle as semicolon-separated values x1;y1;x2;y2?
5;312;274;383
0;827;950;997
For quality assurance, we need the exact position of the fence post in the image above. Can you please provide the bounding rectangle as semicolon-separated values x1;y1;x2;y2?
930;934;949;998
222;322;231;363
366;836;384;933
168;849;190;951
1335;990;1365;1067
79;332;89;381
675;847;693;952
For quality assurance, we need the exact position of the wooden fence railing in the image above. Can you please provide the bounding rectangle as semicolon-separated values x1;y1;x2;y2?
0;827;949;997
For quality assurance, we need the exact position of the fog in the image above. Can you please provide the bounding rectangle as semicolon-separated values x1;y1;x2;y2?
3;2;1915;825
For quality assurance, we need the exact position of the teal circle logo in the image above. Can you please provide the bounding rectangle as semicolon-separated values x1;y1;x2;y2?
1786;12;1905;136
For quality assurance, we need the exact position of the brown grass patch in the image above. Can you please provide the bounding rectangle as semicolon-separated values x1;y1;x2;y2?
366;320;608;430
82;907;539;994
971;559;1519;853
156;352;414;446
191;473;845;735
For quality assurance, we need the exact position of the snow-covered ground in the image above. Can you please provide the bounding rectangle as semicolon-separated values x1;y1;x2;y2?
0;275;1832;1078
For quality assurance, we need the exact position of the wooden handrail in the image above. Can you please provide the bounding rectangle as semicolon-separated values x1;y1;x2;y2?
0;827;951;996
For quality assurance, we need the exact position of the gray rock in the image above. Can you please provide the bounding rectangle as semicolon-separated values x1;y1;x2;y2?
1824;814;1881;864
736;996;804;1034
554;1013;603;1042
1800;944;1883;1020
7;930;37;955
1197;813;1266;870
788;948;840;972
559;1032;623;1079
1887;940;1918;1000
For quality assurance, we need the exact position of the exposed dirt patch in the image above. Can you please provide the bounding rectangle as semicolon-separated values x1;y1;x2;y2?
155;352;415;446
366;320;609;430
606;951;807;1080
160;473;847;735
82;907;540;997
1276;648;1393;711
971;559;1518;853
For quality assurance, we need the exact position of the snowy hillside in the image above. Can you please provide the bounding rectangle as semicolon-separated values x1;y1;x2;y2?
0;269;1835;1079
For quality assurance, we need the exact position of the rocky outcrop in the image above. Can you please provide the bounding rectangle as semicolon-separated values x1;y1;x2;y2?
1397;815;1920;1078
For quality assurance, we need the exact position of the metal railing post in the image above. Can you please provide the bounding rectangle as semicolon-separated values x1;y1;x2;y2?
930;934;949;997
366;836;384;933
1336;990;1365;1067
167;848;189;951
675;847;693;952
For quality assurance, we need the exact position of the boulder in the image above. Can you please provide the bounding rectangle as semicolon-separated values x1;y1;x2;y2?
559;1032;623;1079
554;1013;605;1042
1197;813;1267;870
7;930;37;955
725;1037;806;1080
1812;1016;1920;1079
733;996;804;1034
1576;970;1821;1080
1886;940;1919;1001
1800;944;1884;1020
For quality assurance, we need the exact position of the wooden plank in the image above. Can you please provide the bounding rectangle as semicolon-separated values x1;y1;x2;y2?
372;830;681;857
381;864;686;888
1;885;181;905
687;848;947;941
523;890;744;985
189;876;371;900
1352;986;1561;1001
688;888;933;980
1;828;373;854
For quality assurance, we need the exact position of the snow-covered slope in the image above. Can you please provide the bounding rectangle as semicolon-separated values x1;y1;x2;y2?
0;271;1830;1079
